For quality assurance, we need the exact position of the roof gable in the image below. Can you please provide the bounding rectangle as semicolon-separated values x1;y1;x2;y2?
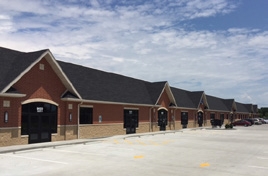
253;105;258;113
0;47;80;98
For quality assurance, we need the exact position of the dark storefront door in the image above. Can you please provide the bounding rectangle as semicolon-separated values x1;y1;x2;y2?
158;109;168;131
197;112;203;127
22;102;57;144
126;118;136;134
124;109;138;134
28;114;51;144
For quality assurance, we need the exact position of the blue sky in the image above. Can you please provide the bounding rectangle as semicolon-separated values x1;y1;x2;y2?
0;0;268;108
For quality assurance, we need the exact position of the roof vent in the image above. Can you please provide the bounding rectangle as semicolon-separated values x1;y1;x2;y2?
39;63;44;70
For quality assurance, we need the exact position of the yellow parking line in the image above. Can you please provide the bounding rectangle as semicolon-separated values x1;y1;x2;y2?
113;139;119;144
134;155;144;159
136;140;146;145
150;141;159;146
124;140;133;145
200;163;210;168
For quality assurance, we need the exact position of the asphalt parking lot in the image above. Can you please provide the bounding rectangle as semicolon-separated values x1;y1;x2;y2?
0;125;268;176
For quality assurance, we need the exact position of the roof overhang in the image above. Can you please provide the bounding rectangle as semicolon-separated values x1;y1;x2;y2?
44;51;82;99
232;101;237;111
61;98;161;107
173;106;198;110
0;93;26;98
199;92;209;109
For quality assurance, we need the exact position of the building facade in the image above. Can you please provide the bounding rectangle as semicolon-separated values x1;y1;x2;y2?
0;47;259;146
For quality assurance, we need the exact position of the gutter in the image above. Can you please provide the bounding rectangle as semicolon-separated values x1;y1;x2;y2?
0;93;26;98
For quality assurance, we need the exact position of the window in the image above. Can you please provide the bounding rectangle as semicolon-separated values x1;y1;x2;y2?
210;113;215;119
80;107;93;124
220;114;224;120
181;112;188;124
124;109;139;128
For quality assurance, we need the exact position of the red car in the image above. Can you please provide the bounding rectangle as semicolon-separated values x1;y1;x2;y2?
232;120;251;127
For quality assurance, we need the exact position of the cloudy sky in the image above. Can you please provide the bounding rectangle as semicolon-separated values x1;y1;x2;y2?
0;0;268;107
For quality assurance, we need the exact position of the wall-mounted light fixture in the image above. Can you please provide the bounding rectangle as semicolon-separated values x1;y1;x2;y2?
69;113;72;122
4;111;8;123
98;115;102;123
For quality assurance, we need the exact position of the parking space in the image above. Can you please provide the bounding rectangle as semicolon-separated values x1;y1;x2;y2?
0;125;268;176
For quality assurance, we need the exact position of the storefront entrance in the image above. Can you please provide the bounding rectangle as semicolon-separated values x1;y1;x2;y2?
158;108;168;131
124;109;138;134
21;102;58;144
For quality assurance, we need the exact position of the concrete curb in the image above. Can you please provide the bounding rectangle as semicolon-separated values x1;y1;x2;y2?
0;127;224;154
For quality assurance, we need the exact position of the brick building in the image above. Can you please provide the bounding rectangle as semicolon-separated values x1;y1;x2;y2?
0;47;259;146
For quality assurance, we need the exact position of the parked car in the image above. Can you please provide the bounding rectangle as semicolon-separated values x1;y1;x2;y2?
232;120;251;127
244;118;254;125
253;118;262;125
262;118;268;123
258;118;267;124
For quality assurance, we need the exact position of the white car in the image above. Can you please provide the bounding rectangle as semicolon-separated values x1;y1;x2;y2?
253;118;262;125
258;118;268;124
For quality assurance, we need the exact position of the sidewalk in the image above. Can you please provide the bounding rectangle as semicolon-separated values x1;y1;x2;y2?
0;127;212;154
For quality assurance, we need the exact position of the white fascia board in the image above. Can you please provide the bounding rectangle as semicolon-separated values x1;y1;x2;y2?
206;109;230;113
165;82;177;106
200;92;209;109
61;97;159;107
174;107;198;110
155;82;177;106
0;93;26;97
232;101;237;111
45;51;82;99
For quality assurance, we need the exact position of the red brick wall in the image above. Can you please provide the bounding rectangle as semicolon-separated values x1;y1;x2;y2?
7;57;68;126
157;89;170;108
79;103;151;124
174;109;197;121
0;97;22;127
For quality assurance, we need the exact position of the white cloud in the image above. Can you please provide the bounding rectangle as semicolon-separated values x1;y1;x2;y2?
0;0;267;107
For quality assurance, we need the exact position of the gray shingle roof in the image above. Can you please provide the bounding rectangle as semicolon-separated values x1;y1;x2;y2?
58;61;155;104
222;99;235;112
244;104;253;113
145;81;167;104
235;102;249;113
188;91;204;108
253;105;258;113
170;87;196;108
206;95;229;111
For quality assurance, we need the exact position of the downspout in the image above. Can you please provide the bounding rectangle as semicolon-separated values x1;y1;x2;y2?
149;107;153;132
77;101;83;139
174;108;177;130
149;106;158;132
64;102;67;140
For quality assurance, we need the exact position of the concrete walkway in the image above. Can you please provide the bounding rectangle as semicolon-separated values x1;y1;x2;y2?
0;126;231;154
